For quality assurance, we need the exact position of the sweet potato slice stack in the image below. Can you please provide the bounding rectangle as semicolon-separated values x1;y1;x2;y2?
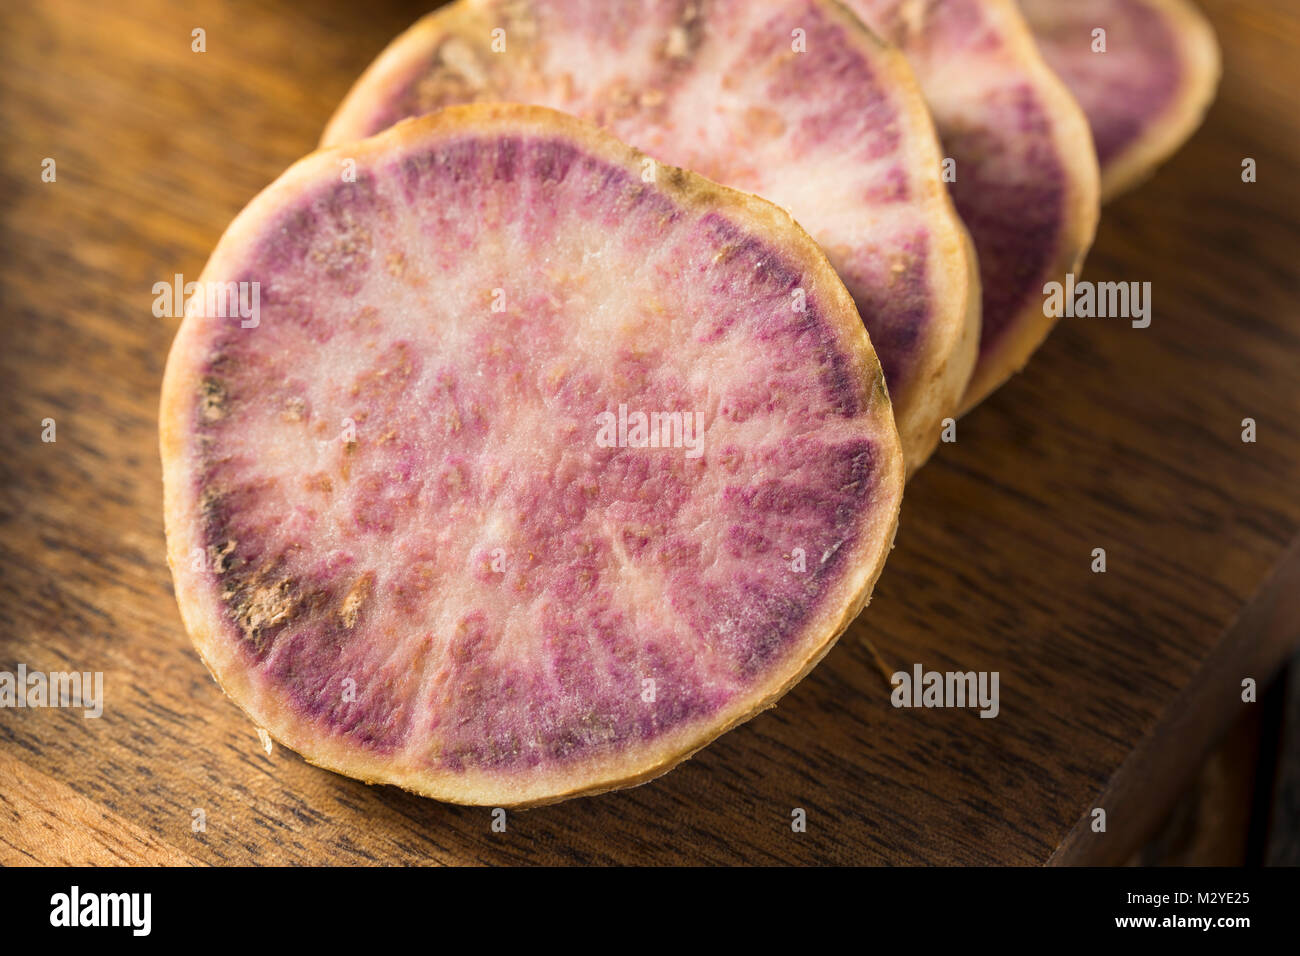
162;0;1220;807
161;105;904;806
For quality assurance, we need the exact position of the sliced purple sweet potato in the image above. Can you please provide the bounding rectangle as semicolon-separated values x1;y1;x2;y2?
1020;0;1220;201
322;0;979;475
160;105;904;806
844;0;1101;410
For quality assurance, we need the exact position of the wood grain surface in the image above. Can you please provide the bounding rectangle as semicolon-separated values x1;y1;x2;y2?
1;0;1297;865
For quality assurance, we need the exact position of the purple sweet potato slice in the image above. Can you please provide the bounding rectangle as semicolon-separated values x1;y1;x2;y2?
160;105;904;806
843;0;1101;410
322;0;979;476
1020;0;1220;201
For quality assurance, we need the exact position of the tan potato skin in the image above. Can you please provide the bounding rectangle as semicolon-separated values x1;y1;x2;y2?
161;104;906;807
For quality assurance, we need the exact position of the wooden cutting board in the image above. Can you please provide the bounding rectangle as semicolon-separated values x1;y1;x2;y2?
1;0;1297;865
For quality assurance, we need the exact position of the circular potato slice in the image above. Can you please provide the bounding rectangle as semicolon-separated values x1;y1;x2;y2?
161;105;904;806
844;0;1102;410
1019;0;1220;202
323;0;979;475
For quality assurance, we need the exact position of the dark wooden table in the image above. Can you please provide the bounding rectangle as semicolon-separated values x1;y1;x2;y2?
1;0;1297;865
